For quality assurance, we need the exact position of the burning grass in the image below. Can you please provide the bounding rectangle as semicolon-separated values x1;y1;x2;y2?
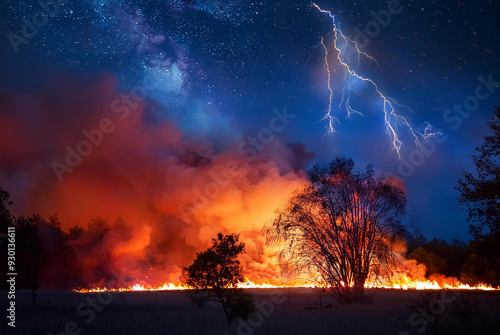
73;276;498;293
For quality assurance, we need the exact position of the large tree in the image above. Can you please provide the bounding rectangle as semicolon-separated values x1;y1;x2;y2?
184;233;255;323
457;108;500;244
457;108;500;285
265;158;406;303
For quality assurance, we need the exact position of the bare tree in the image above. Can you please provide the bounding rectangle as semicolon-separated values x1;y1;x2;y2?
265;158;406;303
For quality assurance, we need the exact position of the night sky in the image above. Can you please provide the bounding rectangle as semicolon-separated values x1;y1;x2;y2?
1;0;499;242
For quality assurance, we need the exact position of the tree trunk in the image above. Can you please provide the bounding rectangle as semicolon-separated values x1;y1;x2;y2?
352;276;366;303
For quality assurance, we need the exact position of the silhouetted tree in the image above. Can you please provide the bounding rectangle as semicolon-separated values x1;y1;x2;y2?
0;188;76;296
460;253;498;285
403;228;428;255
0;188;42;301
69;225;84;240
88;217;110;244
0;187;13;291
404;234;471;279
0;187;12;225
457;108;500;285
15;215;41;304
265;158;406;303
184;233;255;323
38;214;75;289
408;246;447;276
457;108;500;242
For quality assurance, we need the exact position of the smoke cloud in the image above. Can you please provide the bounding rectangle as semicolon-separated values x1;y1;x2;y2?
0;74;313;288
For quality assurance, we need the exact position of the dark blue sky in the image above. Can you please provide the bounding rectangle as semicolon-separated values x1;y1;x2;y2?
1;0;499;241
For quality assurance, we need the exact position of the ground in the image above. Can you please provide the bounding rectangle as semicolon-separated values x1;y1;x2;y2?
2;288;500;335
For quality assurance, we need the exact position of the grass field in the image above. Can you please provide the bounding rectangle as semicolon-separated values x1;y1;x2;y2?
2;288;500;335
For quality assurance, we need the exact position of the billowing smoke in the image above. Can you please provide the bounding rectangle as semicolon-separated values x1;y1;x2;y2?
0;74;314;288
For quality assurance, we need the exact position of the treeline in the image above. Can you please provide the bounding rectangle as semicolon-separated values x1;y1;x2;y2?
405;233;500;286
0;187;141;295
404;109;500;287
1;186;499;297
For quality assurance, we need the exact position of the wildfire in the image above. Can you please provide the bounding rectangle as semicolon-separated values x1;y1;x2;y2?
73;277;498;293
365;274;497;291
74;283;191;293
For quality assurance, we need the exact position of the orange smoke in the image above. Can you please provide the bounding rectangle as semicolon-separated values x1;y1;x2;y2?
0;74;312;288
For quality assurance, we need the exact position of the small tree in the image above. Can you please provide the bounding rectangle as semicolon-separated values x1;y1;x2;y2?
0;187;12;224
184;233;255;323
265;158;406;303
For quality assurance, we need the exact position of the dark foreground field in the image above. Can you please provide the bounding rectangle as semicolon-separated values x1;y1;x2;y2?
2;288;500;335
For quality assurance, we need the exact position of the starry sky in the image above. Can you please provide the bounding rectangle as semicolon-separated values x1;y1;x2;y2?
1;0;499;241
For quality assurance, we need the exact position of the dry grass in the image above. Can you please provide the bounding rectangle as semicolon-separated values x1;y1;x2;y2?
2;288;500;335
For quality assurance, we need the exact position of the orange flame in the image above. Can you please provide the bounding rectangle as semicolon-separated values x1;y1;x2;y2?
73;277;498;293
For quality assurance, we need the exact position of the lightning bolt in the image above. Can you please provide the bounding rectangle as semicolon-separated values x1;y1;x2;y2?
319;36;339;133
313;3;440;157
